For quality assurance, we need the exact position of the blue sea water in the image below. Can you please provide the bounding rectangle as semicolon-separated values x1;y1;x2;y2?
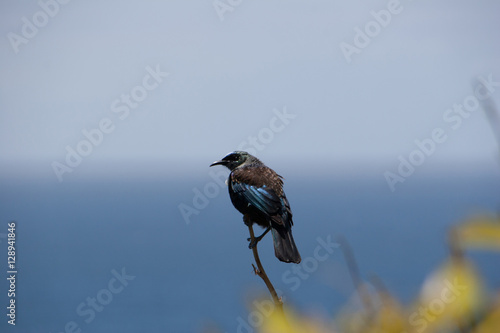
0;167;499;333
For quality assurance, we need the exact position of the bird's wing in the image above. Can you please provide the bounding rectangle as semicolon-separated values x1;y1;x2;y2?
230;167;292;228
231;179;282;215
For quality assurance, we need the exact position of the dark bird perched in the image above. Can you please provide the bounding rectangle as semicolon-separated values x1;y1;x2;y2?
210;151;301;264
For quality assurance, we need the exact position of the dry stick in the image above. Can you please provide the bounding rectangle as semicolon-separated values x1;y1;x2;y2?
246;222;284;313
477;81;500;149
448;228;471;333
336;236;374;314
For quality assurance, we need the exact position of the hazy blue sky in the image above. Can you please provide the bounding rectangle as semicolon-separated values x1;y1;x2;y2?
1;0;500;180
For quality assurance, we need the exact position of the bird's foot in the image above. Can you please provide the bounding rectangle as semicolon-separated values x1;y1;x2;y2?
247;237;260;249
247;227;271;248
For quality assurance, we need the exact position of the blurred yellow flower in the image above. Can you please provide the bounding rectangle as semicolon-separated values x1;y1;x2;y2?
408;257;484;333
257;305;333;333
455;216;500;251
473;294;500;333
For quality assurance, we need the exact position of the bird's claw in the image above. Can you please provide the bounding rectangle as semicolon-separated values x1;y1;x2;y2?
248;239;258;249
247;227;271;249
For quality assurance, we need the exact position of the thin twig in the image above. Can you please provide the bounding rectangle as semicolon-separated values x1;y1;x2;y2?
476;80;500;149
336;236;373;314
247;223;284;312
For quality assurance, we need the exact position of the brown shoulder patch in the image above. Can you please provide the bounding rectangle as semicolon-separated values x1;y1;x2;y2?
231;166;284;196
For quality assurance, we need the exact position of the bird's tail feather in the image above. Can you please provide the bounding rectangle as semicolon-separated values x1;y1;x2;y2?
271;227;301;264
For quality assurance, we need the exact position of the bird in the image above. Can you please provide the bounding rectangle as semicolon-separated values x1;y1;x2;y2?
210;151;301;264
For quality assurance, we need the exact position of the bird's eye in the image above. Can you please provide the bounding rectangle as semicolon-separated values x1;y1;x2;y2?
227;154;239;161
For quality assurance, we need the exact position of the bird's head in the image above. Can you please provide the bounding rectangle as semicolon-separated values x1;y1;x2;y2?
210;151;257;170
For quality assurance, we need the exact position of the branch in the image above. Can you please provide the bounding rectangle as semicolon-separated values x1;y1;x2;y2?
245;218;283;312
336;236;373;313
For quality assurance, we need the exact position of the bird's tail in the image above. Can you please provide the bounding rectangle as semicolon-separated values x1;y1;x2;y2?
271;227;301;264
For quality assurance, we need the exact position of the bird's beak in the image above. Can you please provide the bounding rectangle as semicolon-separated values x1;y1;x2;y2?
210;160;226;167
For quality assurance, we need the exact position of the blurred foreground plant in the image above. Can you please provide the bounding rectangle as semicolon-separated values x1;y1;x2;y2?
238;214;500;333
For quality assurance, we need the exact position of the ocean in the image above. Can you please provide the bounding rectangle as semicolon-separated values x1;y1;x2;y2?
0;166;499;333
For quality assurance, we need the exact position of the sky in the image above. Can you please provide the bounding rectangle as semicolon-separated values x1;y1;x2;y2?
1;0;500;180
